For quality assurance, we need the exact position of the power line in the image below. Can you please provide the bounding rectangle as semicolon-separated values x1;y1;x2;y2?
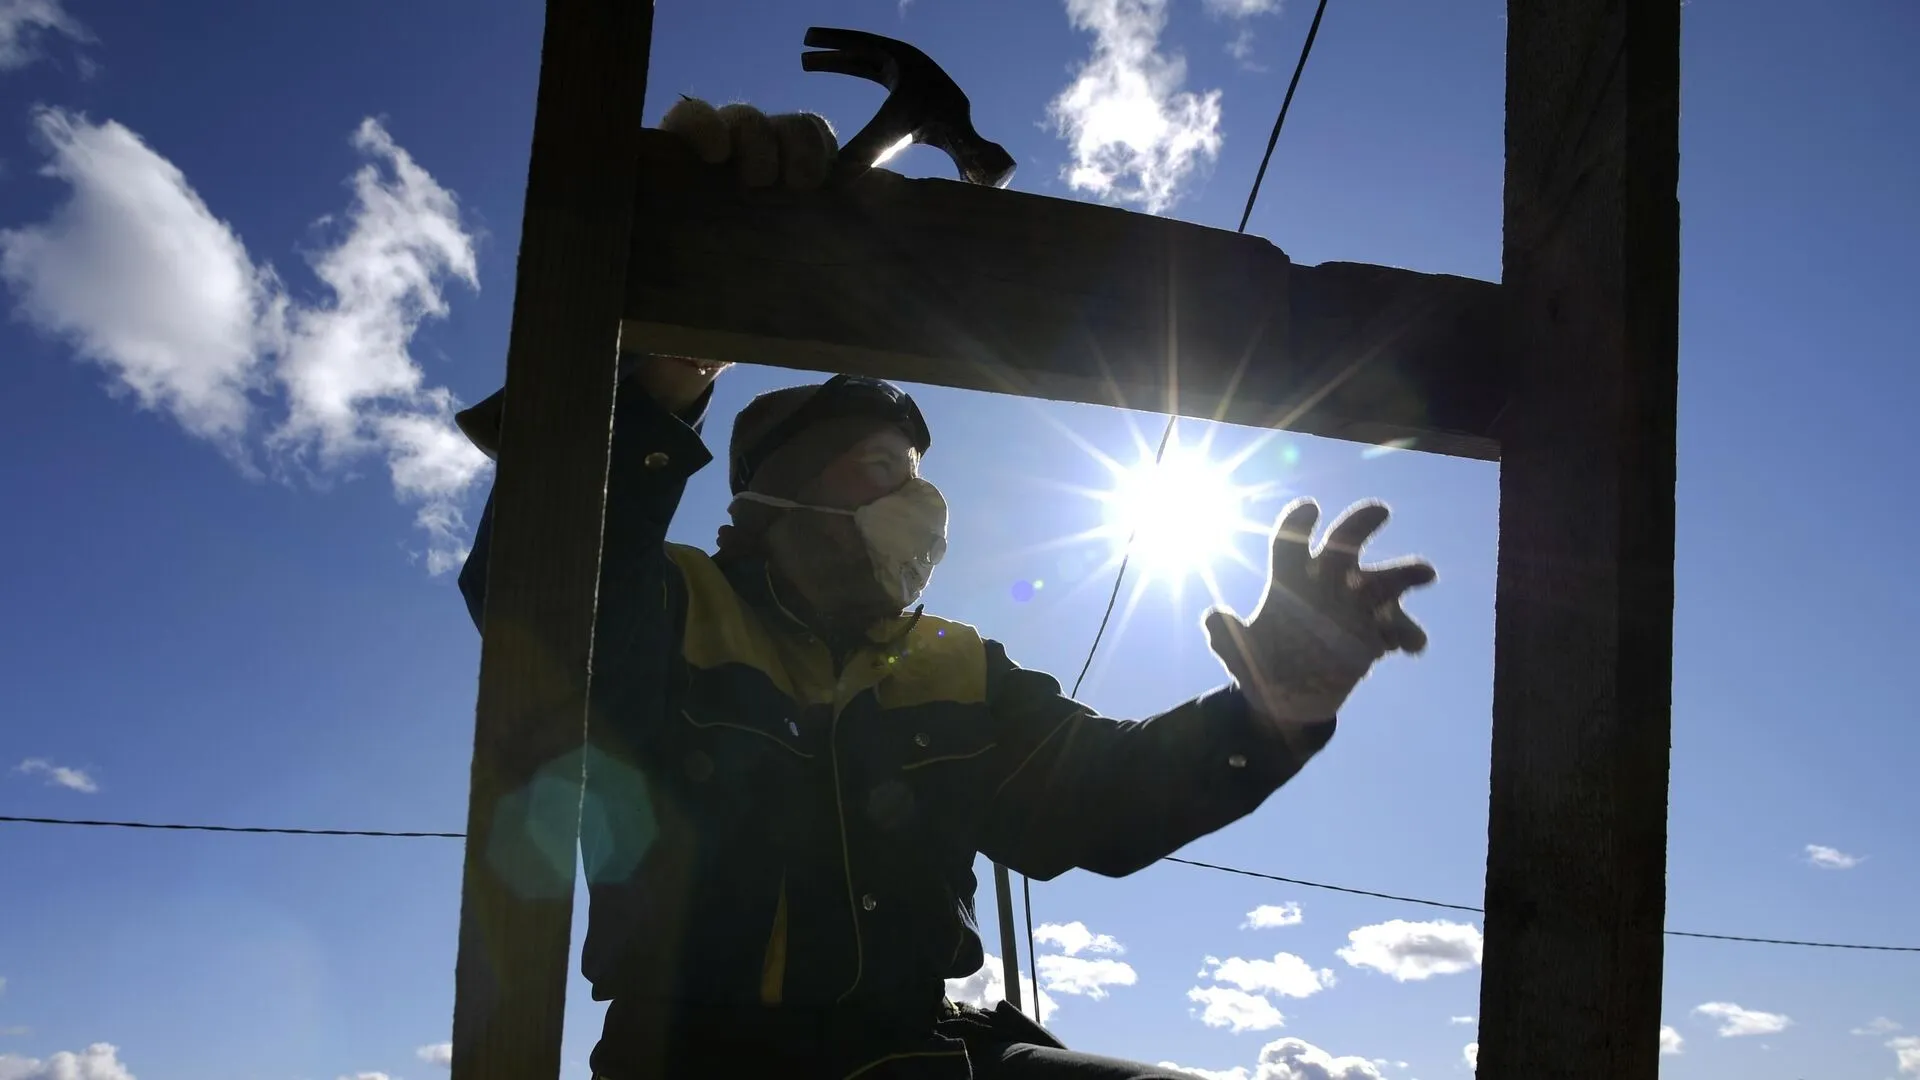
1237;0;1332;235
1159;856;1920;954
1023;0;1339;1020
7;812;1914;954
0;814;462;838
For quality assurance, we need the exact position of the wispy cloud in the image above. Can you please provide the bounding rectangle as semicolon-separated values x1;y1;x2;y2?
1242;902;1302;929
1693;1001;1791;1038
416;1043;453;1067
1204;0;1281;14
1047;0;1223;213
0;0;88;72
1205;0;1281;70
1855;1018;1904;1036
1336;919;1483;982
1449;1014;1475;1025
0;1043;136;1080
0;110;491;573
15;757;97;793
1224;28;1259;67
1804;843;1864;869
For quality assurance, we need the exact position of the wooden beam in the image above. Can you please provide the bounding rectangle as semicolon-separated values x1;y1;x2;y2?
1476;0;1680;1076
622;130;1507;461
448;2;655;1079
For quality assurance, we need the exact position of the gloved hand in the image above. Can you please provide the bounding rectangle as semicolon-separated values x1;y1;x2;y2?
614;98;840;411
658;96;839;190
1205;499;1435;726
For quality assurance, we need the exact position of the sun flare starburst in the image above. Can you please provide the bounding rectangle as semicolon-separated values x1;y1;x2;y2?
1068;422;1286;608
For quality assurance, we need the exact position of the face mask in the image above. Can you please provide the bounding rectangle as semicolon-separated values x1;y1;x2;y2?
736;478;950;609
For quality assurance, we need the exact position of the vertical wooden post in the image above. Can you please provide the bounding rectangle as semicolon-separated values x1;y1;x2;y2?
1477;1;1680;1077
448;3;656;1079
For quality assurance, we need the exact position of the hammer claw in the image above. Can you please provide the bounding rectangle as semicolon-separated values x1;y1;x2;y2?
800;25;1015;188
801;48;895;87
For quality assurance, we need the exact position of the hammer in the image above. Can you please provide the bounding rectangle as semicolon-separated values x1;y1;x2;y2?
802;26;1016;189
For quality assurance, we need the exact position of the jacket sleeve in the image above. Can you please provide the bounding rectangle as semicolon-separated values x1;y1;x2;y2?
456;378;715;639
975;640;1337;881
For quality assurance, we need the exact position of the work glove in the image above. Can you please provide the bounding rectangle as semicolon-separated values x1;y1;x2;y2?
658;96;839;190
1205;499;1435;726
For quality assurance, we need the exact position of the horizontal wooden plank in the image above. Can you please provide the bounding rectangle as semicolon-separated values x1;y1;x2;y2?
622;128;1505;460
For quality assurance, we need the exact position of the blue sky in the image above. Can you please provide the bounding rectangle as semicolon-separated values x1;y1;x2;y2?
1;0;1916;1078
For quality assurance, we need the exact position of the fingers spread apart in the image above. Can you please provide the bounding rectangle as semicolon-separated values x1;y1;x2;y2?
658;98;838;190
1269;498;1320;580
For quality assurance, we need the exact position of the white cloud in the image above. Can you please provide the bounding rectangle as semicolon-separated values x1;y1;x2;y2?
1692;1002;1791;1038
416;1043;453;1067
1204;0;1281;14
1187;985;1286;1033
1462;1042;1476;1069
946;953;1058;1023
1047;0;1223;214
1243;903;1302;929
1660;1025;1683;1055
1164;1038;1389;1080
0;0;87;71
1199;953;1333;999
0;110;490;573
0;1044;136;1080
1159;1064;1251;1080
0;110;277;451
1890;1035;1920;1076
1448;1015;1475;1026
15;758;97;793
1804;843;1864;869
1336;920;1482;982
1036;954;1137;999
1034;921;1124;956
1855;1017;1903;1036
1225;28;1259;65
1256;1037;1386;1080
337;1074;391;1080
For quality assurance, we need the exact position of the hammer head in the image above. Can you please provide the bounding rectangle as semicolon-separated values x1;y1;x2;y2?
803;26;1016;189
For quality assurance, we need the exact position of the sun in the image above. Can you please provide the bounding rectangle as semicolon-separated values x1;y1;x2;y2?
1081;423;1280;598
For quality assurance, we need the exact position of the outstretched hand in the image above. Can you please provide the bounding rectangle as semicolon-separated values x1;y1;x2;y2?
659;96;839;191
1205;499;1435;725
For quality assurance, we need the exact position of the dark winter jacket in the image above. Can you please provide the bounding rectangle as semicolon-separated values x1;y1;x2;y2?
457;380;1336;1079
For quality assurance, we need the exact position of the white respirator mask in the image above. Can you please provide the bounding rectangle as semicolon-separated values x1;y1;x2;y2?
736;478;950;609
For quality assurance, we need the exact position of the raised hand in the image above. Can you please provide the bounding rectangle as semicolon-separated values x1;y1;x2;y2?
658;97;838;191
1204;499;1436;725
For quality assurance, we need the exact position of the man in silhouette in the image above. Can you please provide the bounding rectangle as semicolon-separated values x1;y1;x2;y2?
456;98;1435;1080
